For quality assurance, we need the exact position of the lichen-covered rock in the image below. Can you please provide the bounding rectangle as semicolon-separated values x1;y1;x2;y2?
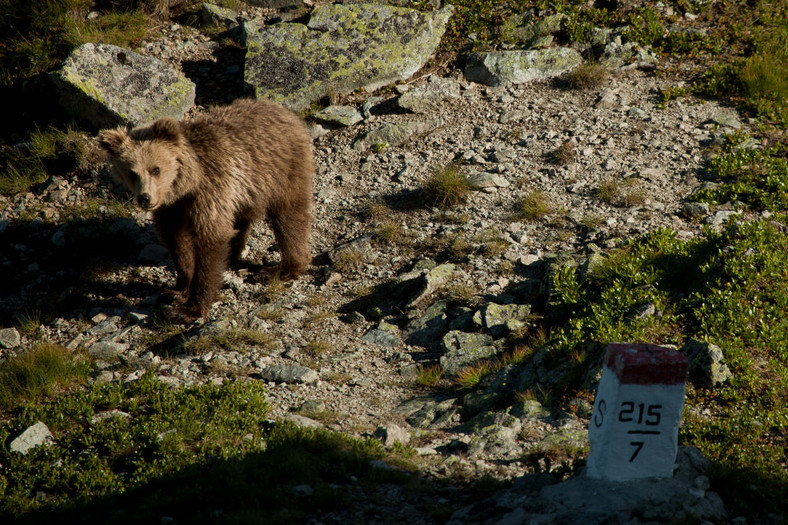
440;330;497;377
680;339;732;389
52;43;195;128
464;47;583;87
501;13;566;46
201;3;239;30
600;36;658;69
472;302;532;337
242;3;453;111
259;364;319;384
352;118;444;152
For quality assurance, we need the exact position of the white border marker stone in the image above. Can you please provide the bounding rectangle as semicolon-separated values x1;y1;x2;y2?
587;343;689;481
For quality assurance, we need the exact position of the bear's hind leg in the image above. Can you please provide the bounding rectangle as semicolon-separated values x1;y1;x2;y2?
268;204;312;278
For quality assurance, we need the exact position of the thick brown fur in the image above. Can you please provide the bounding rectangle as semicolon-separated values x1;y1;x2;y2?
98;98;314;322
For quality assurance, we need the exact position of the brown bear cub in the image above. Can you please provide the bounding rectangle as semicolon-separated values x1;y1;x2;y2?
98;98;314;322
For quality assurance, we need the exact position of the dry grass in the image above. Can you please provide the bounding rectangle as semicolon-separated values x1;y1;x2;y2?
562;63;609;90
517;190;553;220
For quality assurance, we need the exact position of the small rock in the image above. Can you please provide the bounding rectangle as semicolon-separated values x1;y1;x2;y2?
10;421;55;454
374;423;411;447
0;327;22;349
87;341;128;359
259;364;319;385
682;202;710;219
680;339;732;389
292;484;314;497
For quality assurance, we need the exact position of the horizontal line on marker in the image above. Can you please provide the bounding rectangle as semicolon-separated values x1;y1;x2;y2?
627;430;661;435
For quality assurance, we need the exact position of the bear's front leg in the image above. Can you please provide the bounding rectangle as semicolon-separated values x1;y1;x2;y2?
168;235;230;322
153;205;195;304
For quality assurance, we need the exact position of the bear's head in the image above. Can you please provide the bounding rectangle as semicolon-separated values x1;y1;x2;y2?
98;118;187;210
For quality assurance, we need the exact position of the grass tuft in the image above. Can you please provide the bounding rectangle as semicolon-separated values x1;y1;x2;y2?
517;190;553;220
423;164;474;208
562;63;608;91
0;343;90;410
415;364;443;387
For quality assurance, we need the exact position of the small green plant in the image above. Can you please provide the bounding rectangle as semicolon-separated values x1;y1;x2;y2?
657;85;690;108
595;179;620;205
476;228;510;257
517;190;553;220
0;343;90;410
423;163;474;208
444;282;478;304
691;144;788;211
183;328;275;355
624;6;665;47
580;213;605;229
446;233;473;261
371;142;388;154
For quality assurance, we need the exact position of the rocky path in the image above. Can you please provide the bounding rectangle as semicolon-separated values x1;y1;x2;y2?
0;6;749;523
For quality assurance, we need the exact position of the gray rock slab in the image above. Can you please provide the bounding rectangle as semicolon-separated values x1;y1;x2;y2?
282;413;324;428
202;3;239;30
400;262;455;307
397;75;461;113
352;118;443;151
312;105;363;127
259;364;319;384
52;43;195;128
0;327;21;349
10;421;55;454
404;300;449;346
361;327;402;347
88;341;128;360
242;4;453;111
440;330;497;377
464;47;583;87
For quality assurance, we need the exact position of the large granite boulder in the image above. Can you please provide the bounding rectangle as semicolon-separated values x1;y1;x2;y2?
242;3;453;111
51;43;195;128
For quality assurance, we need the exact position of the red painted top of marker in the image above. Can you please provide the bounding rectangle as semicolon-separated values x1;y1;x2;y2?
605;343;689;385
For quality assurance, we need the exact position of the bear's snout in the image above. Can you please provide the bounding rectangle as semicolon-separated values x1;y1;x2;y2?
137;193;154;209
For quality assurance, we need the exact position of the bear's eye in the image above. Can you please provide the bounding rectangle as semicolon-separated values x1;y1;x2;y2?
150;167;160;176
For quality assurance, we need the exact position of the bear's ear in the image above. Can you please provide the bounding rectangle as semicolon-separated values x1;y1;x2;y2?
97;128;129;154
150;118;183;145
